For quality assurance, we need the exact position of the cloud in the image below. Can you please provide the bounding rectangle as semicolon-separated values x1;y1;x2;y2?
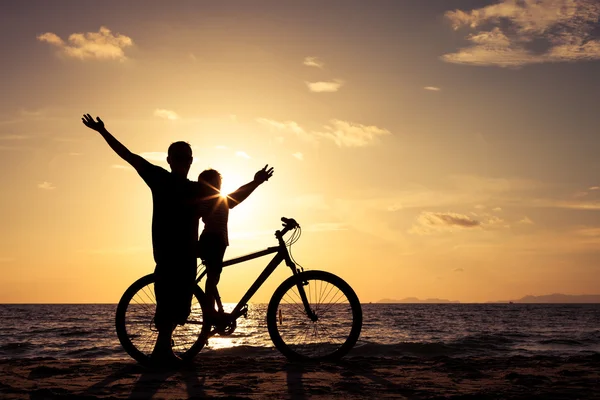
153;109;180;120
257;118;390;147
235;151;251;159
317;119;391;147
255;118;318;145
589;186;599;190
37;26;133;61
38;181;55;190
306;80;344;92
424;86;441;91
410;211;481;235
492;207;502;211
454;267;464;272
442;0;600;67
112;164;133;171
292;152;304;160
519;216;535;224
303;56;324;68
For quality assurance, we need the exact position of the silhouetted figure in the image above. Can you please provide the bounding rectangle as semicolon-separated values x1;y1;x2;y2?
82;114;208;367
196;165;274;317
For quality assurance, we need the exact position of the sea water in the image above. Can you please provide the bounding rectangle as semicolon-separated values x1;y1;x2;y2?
0;303;598;360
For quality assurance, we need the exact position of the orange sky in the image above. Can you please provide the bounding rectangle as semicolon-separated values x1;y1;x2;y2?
1;0;600;303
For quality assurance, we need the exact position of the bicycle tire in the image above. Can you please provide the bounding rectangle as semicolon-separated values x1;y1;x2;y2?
267;270;362;361
115;274;211;366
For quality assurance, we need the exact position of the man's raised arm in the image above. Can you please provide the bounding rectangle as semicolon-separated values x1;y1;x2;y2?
81;113;148;171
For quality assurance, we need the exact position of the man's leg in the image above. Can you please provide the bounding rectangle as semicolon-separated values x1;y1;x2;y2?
152;264;181;364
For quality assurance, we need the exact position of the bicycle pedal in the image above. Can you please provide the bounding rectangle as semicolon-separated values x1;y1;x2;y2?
241;305;249;318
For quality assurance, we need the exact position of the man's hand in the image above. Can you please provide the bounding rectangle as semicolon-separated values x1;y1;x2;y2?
254;165;274;183
82;114;105;132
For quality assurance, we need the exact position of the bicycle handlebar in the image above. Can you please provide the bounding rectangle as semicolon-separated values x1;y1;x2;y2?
277;217;299;238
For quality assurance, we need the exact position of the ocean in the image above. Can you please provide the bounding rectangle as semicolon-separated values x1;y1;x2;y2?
1;303;599;361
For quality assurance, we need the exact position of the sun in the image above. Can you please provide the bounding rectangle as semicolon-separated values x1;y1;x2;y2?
218;172;246;198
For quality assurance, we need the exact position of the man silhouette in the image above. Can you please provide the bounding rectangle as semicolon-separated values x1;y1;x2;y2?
82;114;207;365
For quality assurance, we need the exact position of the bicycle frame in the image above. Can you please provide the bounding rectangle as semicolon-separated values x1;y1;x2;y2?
195;229;316;321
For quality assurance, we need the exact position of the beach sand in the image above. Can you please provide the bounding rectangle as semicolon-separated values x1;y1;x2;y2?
1;352;599;399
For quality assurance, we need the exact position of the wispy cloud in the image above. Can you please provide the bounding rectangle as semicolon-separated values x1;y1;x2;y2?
518;216;534;224
292;152;304;161
442;0;600;67
0;257;15;263
37;26;133;61
424;86;441;91
303;56;324;68
589;186;600;190
454;268;464;273
38;181;55;190
235;151;251;159
255;118;318;145
153;109;180;120
410;211;481;235
316;119;391;147
256;118;390;147
112;164;133;171
306;80;344;92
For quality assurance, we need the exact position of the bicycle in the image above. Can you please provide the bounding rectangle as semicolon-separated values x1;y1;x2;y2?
115;217;362;365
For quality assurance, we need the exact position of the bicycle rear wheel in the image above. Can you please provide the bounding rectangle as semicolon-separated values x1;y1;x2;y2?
115;274;210;365
267;270;362;361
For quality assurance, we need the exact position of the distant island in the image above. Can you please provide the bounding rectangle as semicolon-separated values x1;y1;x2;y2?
377;294;600;304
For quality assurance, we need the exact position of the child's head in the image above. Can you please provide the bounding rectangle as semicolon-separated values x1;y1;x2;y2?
198;169;222;192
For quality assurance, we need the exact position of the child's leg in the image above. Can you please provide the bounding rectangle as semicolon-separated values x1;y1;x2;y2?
205;268;221;314
200;235;227;315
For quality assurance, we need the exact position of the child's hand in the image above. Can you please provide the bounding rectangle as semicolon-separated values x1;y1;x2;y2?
254;165;274;183
82;114;105;132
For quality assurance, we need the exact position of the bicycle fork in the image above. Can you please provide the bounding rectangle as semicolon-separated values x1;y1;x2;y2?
294;279;318;322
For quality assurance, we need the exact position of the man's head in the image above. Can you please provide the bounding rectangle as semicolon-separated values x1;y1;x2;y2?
167;141;193;176
198;169;222;193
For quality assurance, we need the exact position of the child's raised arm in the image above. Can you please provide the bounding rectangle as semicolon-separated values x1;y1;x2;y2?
227;165;274;209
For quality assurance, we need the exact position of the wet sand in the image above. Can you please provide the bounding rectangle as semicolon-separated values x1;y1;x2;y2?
1;353;599;399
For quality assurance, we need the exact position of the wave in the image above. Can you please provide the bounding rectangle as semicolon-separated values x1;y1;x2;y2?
65;346;124;358
538;339;584;346
0;342;35;357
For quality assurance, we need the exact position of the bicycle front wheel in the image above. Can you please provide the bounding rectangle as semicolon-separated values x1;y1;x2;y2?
115;274;211;366
267;270;362;361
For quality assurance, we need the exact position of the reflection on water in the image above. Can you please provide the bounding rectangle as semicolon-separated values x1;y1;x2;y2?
205;303;271;350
